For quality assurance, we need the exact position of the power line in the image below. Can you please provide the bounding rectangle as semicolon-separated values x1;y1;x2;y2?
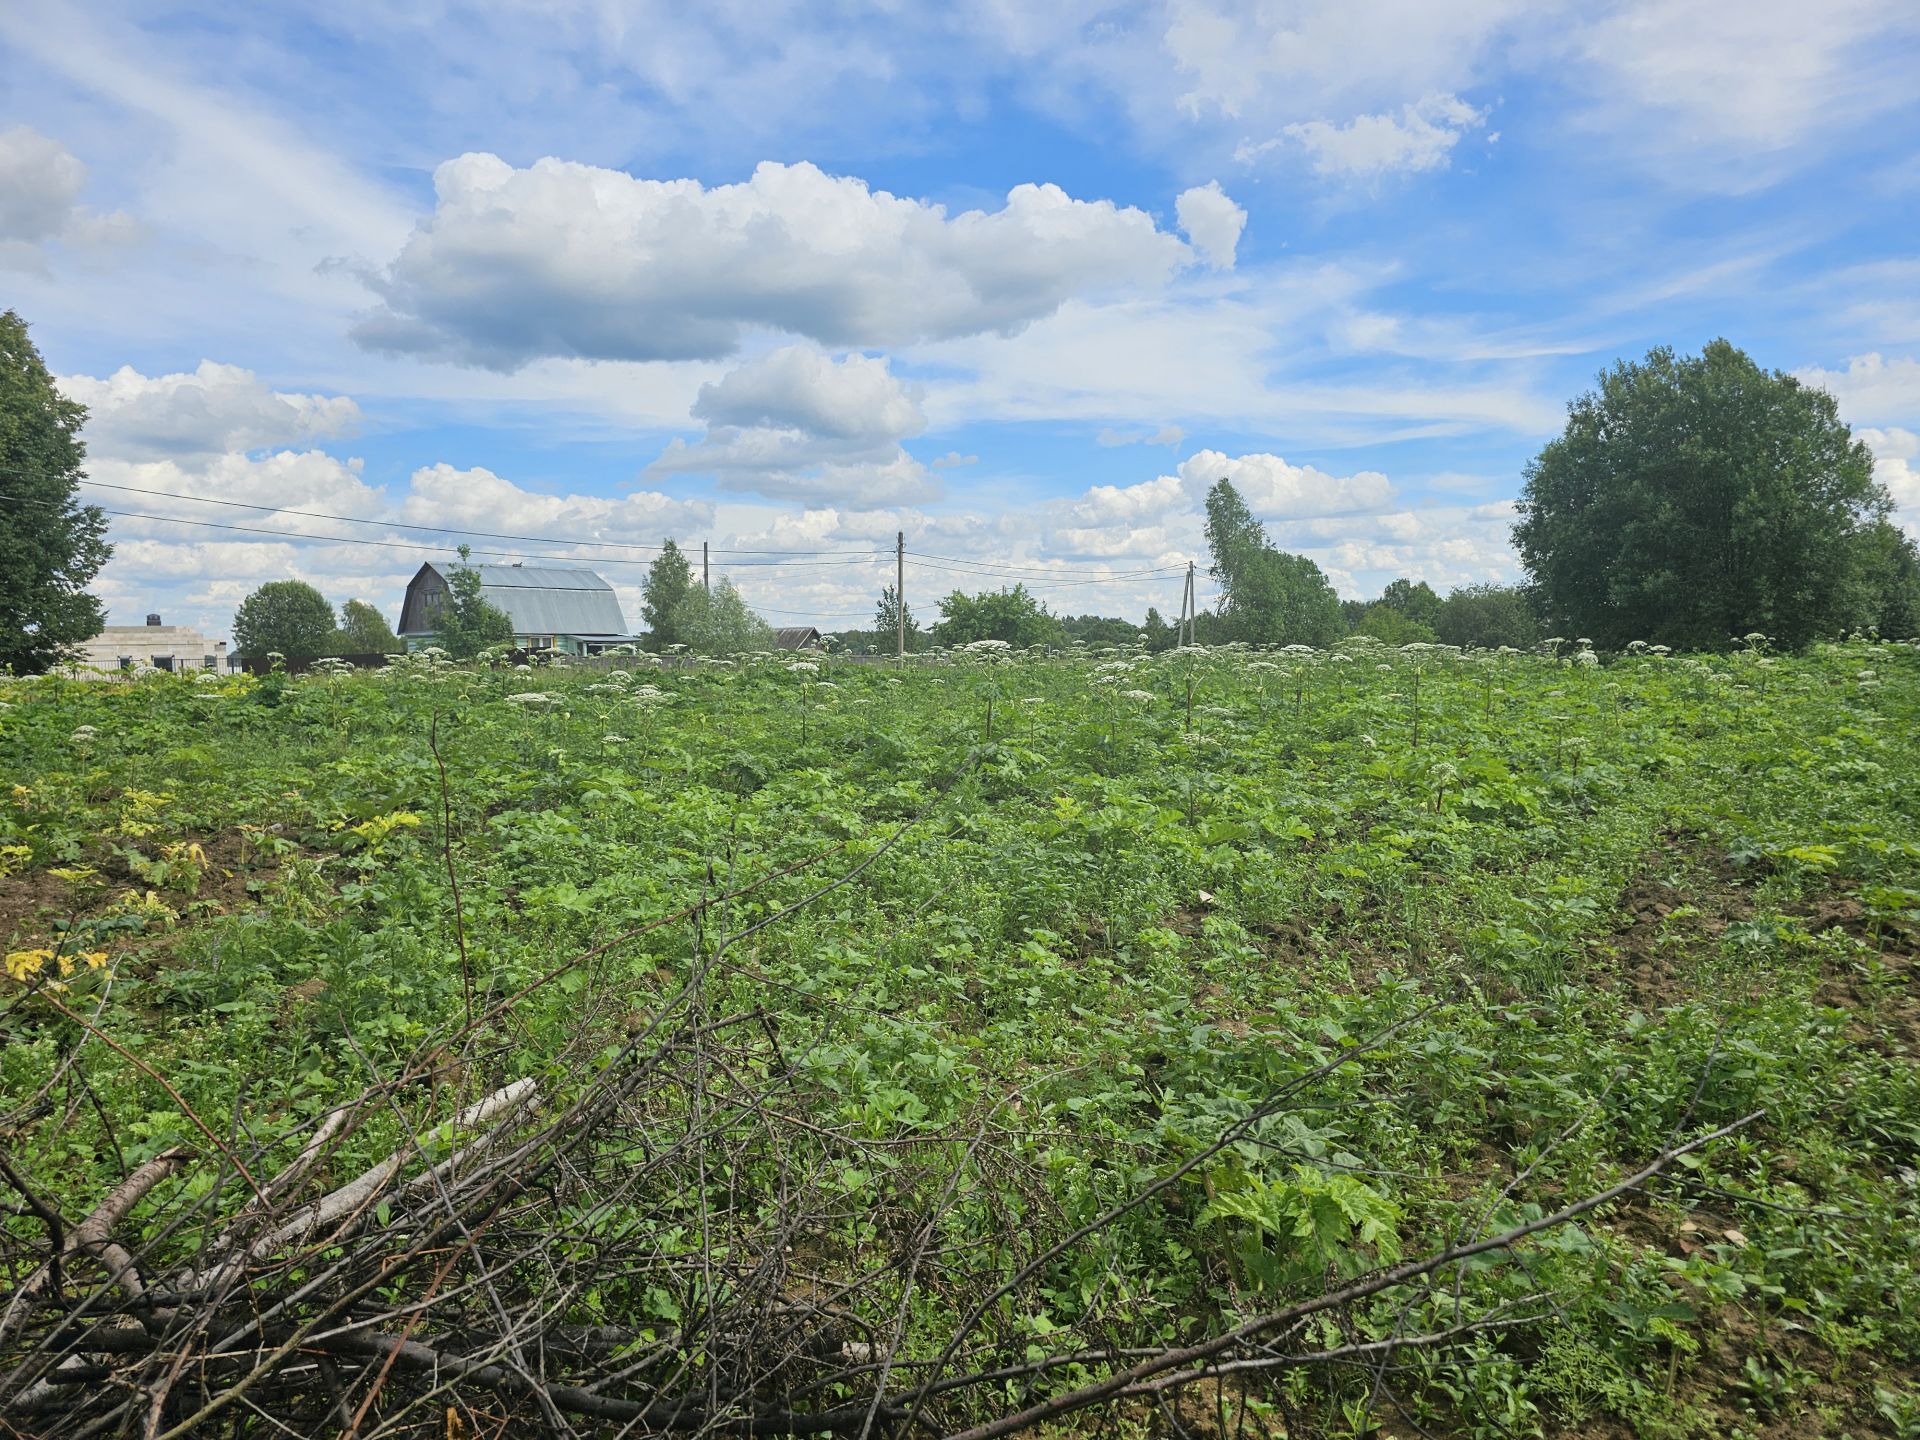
43;475;880;558
907;556;1186;588
906;549;1189;579
0;481;1196;633
0;490;889;571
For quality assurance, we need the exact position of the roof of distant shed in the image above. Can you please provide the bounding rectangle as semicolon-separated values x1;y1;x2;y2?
773;626;822;649
399;562;631;638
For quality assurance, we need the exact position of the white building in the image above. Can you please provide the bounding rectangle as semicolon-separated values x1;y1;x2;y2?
66;615;228;677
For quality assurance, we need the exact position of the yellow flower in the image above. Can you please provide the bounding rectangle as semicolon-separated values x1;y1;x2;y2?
4;947;105;985
4;948;51;982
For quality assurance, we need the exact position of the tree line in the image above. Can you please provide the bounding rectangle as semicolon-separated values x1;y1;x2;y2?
3;306;1916;674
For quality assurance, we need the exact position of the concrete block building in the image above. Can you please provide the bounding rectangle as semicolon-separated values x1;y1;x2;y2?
67;615;228;676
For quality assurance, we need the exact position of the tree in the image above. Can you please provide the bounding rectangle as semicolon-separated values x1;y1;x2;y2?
233;580;336;659
1059;613;1139;647
334;598;398;654
1378;578;1443;630
432;551;515;658
929;586;1064;649
669;578;773;654
872;584;919;654
1434;583;1542;650
1356;603;1437;645
1846;520;1920;639
0;311;110;674
1202;478;1344;646
1141;607;1175;652
1514;340;1889;650
642;540;696;648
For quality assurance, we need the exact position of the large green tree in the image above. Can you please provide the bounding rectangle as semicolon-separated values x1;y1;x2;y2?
1514;341;1889;650
930;585;1064;649
0;311;110;674
642;540;696;648
1202;478;1343;646
1378;578;1443;630
233;580;336;659
669;577;773;654
1434;583;1541;650
334;598;399;654
1356;603;1437;645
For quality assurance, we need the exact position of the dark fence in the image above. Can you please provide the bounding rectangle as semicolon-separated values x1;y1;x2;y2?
235;653;394;676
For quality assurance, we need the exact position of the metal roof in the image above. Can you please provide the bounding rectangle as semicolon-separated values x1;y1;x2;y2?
773;626;822;649
399;562;631;638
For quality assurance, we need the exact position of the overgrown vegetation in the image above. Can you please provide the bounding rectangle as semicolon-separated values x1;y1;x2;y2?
1;635;1916;1436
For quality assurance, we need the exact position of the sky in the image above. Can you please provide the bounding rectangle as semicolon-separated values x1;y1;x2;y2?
3;0;1918;643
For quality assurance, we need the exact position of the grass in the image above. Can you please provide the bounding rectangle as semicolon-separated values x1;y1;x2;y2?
1;634;1916;1437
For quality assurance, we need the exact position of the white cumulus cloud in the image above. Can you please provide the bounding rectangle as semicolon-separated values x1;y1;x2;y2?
401;463;710;541
59;362;360;460
690;345;923;442
354;155;1194;368
652;345;935;506
1274;94;1488;178
0;125;135;268
1177;448;1395;516
1175;181;1246;269
1862;426;1920;534
1796;353;1920;428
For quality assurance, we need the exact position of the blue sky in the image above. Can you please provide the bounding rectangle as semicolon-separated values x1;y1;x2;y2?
3;0;1917;641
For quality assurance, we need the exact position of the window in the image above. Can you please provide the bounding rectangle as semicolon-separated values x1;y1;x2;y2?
119;657;132;671
203;655;217;669
154;655;174;673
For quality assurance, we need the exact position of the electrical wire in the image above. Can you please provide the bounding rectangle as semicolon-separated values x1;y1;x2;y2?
906;549;1189;578
14;473;879;558
0;479;1197;627
907;556;1186;588
8;473;1194;576
0;490;891;571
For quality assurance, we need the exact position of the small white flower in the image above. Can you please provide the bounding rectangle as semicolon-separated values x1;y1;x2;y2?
1122;689;1155;701
602;733;629;745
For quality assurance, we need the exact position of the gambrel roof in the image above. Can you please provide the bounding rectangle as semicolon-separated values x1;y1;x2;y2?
398;563;630;639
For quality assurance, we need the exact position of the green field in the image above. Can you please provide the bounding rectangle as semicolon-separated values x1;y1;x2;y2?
2;638;1917;1438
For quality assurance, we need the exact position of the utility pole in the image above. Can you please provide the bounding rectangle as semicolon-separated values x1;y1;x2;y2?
702;541;710;593
1183;561;1196;646
896;530;905;663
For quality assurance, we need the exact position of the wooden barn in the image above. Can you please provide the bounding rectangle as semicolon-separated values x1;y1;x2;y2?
772;626;823;651
398;562;633;655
